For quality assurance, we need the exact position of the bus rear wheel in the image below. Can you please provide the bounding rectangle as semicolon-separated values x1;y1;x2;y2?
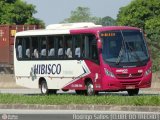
40;80;49;95
40;80;57;95
127;89;139;96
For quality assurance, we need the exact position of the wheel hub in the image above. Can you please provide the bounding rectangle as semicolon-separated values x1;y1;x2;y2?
42;83;47;93
88;84;94;95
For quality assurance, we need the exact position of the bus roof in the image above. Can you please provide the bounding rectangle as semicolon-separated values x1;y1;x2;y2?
16;23;140;37
16;29;70;36
46;22;102;30
70;26;140;35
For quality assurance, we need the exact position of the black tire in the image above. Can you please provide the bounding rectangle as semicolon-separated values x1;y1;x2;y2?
40;80;49;95
127;89;139;96
86;81;97;96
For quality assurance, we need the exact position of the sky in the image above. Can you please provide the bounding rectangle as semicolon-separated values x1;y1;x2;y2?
24;0;132;26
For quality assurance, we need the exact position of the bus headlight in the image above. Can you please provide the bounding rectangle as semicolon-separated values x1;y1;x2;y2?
145;67;152;76
105;68;115;78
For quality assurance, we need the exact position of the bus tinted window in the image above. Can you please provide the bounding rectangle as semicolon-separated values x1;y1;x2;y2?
74;35;82;58
40;37;47;58
57;36;64;58
16;34;98;62
31;37;39;59
48;36;55;58
16;37;31;59
23;37;30;59
81;34;98;62
16;37;23;59
65;35;73;58
90;37;98;61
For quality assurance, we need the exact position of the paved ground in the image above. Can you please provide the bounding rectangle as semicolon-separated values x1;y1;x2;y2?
0;104;160;112
0;74;21;88
0;88;160;95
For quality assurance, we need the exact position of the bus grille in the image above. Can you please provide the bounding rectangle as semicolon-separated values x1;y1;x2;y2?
116;73;142;79
120;80;140;86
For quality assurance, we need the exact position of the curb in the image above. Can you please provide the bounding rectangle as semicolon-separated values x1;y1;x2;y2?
0;104;160;112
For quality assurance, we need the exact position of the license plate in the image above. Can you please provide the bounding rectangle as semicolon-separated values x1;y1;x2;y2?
126;85;135;89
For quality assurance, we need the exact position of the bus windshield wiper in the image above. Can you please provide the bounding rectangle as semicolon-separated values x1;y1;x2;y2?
116;31;125;65
116;46;124;65
125;41;142;64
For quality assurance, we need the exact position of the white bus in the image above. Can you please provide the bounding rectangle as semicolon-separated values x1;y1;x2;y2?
14;23;152;96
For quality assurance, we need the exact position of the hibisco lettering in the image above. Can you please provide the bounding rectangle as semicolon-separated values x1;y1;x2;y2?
33;64;61;75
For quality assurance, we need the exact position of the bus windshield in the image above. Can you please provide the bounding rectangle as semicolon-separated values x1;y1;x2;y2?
101;30;149;67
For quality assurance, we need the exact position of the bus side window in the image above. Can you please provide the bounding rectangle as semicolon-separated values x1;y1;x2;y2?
80;35;89;58
91;43;98;61
16;38;23;59
65;35;73;58
82;34;99;63
16;37;31;60
90;38;98;61
31;37;39;59
23;37;30;59
84;36;90;58
75;47;80;58
40;37;47;58
48;36;55;58
74;35;82;58
25;48;30;58
57;37;64;58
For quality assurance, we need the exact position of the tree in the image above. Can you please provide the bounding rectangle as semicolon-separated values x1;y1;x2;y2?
61;6;116;26
100;16;116;26
0;0;44;27
145;17;160;71
62;7;91;23
117;0;160;29
117;0;160;71
4;0;16;3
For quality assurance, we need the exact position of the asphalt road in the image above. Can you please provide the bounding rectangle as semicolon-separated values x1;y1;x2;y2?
0;109;159;120
0;88;160;95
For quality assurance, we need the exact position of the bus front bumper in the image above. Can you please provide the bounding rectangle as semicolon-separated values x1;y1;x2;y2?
99;73;152;91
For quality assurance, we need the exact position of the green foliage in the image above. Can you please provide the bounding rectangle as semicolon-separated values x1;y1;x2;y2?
4;0;16;3
62;6;116;26
26;17;45;28
0;0;44;26
117;0;160;29
0;94;160;106
62;7;91;23
145;17;160;71
100;16;116;26
117;0;160;72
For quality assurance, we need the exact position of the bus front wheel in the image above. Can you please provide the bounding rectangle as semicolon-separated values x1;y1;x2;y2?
86;81;98;96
